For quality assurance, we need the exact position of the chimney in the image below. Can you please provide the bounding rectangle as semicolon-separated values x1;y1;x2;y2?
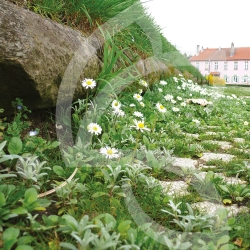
230;42;234;56
196;45;200;56
201;46;203;52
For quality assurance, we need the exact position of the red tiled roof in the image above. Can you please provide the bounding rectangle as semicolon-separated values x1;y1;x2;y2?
190;47;250;61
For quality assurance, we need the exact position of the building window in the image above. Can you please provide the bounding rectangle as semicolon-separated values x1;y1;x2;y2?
244;75;248;83
196;62;199;69
224;61;228;70
233;75;238;83
245;61;248;70
234;61;238;70
224;75;228;83
205;61;209;70
214;61;218;70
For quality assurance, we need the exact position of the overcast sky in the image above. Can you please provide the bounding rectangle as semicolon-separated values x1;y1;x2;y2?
141;0;250;55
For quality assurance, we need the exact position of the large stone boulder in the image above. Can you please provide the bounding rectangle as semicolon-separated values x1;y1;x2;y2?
0;0;103;116
0;0;173;116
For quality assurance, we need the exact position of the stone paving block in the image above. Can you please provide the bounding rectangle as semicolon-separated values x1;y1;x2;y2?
200;153;234;162
160;180;190;196
192;201;249;217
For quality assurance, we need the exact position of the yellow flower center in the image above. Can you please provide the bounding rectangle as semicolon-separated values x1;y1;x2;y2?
160;105;164;109
86;80;92;85
138;122;144;129
114;102;118;106
107;149;113;155
93;126;98;131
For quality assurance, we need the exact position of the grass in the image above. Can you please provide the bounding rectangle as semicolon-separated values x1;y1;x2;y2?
1;76;250;249
2;0;250;249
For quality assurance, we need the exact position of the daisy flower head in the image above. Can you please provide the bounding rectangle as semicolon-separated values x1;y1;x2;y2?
181;102;186;107
87;123;102;135
172;107;179;112
244;121;249;126
171;99;177;104
130;103;136;107
82;78;96;89
139;102;145;107
177;96;182;101
112;100;121;109
139;79;148;87
133;93;143;102
159;80;167;85
192;119;200;124
113;109;125;117
132;119;150;132
156;103;166;113
133;111;143;118
29;130;38;136
139;89;143;94
158;88;163;92
164;94;174;101
100;146;119;159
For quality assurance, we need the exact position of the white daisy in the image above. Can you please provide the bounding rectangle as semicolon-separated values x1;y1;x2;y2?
172;107;179;112
29;131;38;136
133;111;143;118
171;99;176;104
177;96;182;101
156;103;166;113
159;80;167;85
192;119;200;124
113;109;125;117
133;93;143;101
130;103;136;107
164;94;173;101
158;88;163;92
131;119;150;132
139;102;145;107
244;121;249;126
100;147;119;159
139;89;143;94
139;79;148;87
180;102;186;107
111;100;121;109
82;78;96;89
87;123;102;135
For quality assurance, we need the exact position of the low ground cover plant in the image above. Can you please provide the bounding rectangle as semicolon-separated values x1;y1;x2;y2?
1;74;250;249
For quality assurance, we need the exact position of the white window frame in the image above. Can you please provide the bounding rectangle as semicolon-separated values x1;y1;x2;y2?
205;61;209;71
245;61;248;70
214;61;218;70
233;75;238;83
243;75;248;83
224;75;228;83
224;61;228;70
234;61;238;70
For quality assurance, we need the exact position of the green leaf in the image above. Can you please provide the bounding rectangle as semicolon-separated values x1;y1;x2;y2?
7;137;23;154
16;245;34;250
3;227;20;250
118;220;131;235
217;235;230;247
11;207;27;215
24;188;38;205
17;235;34;245
0;192;6;206
92;192;109;198
51;141;60;148
53;165;65;177
219;185;230;193
219;244;235;250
